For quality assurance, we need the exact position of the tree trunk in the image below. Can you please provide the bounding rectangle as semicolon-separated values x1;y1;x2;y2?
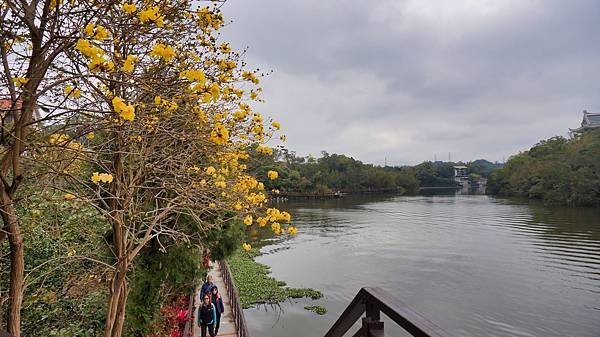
103;259;129;337
0;198;24;337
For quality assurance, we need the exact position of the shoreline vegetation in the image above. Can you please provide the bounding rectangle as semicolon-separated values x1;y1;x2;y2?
257;129;599;207
227;249;325;313
255;150;501;197
488;129;600;207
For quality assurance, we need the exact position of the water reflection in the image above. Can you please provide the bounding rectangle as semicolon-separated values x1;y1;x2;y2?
243;195;600;337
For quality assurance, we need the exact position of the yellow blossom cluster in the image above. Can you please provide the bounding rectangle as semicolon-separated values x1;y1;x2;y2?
195;82;221;103
91;172;114;184
245;208;296;236
139;6;164;27
121;55;137;73
44;133;85;173
154;96;178;115
242;71;260;85
246;192;266;204
272;209;292;222
242;242;252;251
267;170;278;180
49;0;62;11
196;7;224;32
112;96;135;121
48;133;83;150
84;23;111;41
64;85;81;98
206;166;216;175
219;43;231;54
75;39;114;72
151;43;175;61
180;69;206;84
122;3;136;14
255;145;273;155
271;222;282;234
210;123;229;145
63;193;77;201
12;77;28;87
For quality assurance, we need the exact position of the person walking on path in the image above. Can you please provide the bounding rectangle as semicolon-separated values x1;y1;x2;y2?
198;294;216;337
211;286;225;336
200;274;216;300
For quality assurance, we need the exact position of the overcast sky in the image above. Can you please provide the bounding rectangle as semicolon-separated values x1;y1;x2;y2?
220;0;600;165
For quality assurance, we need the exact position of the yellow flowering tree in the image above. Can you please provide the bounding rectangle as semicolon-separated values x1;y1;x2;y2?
44;1;295;336
1;0;296;335
0;0;119;335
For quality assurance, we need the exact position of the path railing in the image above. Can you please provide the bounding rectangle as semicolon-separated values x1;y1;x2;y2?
325;287;454;337
218;260;250;337
183;290;195;337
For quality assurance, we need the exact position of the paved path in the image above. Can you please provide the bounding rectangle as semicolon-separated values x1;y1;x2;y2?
193;262;238;337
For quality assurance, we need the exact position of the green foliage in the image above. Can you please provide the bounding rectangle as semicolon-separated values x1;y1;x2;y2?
468;159;504;177
0;188;111;336
411;161;456;187
488;131;600;206
227;249;322;308
205;219;246;261
125;242;203;337
304;305;327;315
409;159;502;188
251;149;419;194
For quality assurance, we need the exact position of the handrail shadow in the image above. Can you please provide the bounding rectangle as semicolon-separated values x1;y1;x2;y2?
325;287;454;337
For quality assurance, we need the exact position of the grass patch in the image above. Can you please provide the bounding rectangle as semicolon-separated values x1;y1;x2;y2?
304;305;327;315
228;249;323;308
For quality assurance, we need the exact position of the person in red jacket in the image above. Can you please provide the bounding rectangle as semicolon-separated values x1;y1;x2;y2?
211;286;225;336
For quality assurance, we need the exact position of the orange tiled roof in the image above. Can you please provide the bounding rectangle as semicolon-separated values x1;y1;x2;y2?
0;99;22;111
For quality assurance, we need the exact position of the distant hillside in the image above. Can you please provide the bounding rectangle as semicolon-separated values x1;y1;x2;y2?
409;159;502;188
469;159;504;177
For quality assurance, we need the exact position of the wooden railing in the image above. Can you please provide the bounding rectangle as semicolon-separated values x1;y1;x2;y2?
218;260;250;337
325;287;454;337
182;290;195;337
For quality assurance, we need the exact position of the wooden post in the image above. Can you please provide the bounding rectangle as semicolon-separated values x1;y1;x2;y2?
363;300;383;337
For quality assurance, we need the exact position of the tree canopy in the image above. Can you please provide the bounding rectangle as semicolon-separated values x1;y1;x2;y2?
488;130;600;206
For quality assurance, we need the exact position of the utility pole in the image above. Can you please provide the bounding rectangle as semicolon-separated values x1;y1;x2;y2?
448;152;451;162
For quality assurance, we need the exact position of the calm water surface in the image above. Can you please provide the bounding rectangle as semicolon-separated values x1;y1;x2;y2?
243;195;600;337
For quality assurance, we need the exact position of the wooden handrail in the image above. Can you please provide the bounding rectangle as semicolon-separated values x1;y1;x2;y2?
325;287;454;337
182;290;195;337
218;260;250;337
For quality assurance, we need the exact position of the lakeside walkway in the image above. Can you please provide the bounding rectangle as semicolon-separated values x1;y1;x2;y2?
193;262;238;337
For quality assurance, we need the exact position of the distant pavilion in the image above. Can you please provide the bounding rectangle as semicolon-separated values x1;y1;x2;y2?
570;110;600;136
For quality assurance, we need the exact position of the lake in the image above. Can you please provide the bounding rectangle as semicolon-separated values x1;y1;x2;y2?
242;195;600;337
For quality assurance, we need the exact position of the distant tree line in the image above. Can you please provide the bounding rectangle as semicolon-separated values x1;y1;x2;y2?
249;149;502;195
487;129;600;206
249;150;419;195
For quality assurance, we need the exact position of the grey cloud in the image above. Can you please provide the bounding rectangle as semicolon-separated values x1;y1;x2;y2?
220;0;600;165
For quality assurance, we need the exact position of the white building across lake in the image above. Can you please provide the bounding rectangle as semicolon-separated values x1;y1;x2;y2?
570;110;600;135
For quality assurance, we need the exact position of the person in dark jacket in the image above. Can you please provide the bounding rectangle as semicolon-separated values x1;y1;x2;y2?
200;274;215;300
211;286;225;335
198;294;216;337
